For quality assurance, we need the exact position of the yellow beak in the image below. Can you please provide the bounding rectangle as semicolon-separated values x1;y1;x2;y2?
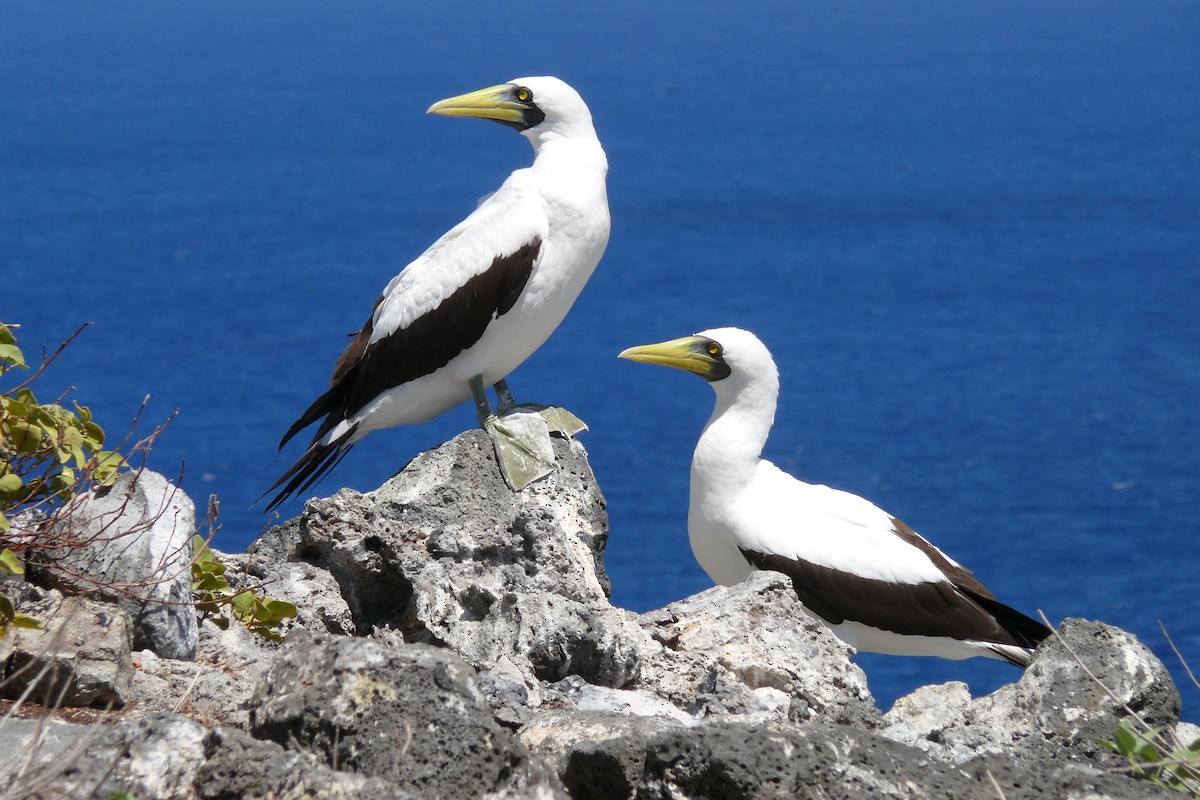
426;84;526;124
618;336;720;378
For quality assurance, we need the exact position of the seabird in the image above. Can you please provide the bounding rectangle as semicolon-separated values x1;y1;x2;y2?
619;327;1052;665
264;76;609;511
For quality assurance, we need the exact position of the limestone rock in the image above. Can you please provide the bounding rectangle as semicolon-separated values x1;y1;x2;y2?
637;572;879;728
127;648;257;727
0;592;132;708
20;713;208;800
249;632;565;798
41;470;199;660
196;726;417;800
560;720;980;800
882;618;1181;767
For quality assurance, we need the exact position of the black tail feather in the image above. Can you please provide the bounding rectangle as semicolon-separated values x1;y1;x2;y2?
963;588;1054;651
261;425;357;514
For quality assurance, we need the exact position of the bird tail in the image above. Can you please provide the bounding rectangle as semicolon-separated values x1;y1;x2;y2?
963;589;1054;667
260;424;358;514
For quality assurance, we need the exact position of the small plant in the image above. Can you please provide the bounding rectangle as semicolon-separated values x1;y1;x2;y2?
192;534;297;642
0;323;126;535
0;547;40;636
1100;717;1200;795
1;322;133;637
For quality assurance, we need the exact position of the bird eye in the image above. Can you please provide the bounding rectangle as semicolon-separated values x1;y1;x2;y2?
514;86;533;103
707;342;721;357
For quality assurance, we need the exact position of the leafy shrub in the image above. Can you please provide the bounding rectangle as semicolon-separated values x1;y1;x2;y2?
192;535;297;641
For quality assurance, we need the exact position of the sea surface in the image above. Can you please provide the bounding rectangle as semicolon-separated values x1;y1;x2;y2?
3;1;1198;712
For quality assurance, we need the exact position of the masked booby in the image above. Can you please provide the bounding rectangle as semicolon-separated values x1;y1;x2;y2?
264;77;609;511
619;327;1052;665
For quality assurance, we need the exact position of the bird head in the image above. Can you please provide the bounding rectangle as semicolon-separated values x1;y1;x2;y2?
427;76;595;143
619;327;779;388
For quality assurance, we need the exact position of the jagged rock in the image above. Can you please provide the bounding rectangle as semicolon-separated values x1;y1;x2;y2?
40;470;199;660
249;632;565;798
0;592;132;708
560;720;982;799
127;648;256;727
882;618;1181;767
962;751;1178;800
637;571;879;728
7;430;1187;800
216;547;356;637
250;432;642;697
247;434;877;732
16;713;208;800
197;727;416;800
0;716;99;790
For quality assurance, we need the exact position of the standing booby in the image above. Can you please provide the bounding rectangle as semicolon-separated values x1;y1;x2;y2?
264;77;609;511
619;327;1052;665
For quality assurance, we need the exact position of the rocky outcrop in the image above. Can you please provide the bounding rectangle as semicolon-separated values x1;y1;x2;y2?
1;590;133;708
1;432;1190;800
37;470;199;659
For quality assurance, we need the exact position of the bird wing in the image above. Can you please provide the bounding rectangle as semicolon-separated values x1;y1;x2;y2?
734;463;1040;645
279;173;548;449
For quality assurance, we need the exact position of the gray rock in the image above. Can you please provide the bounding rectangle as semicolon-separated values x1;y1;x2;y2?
197;726;416;800
882;618;1181;767
249;632;565;799
560;720;980;799
127;648;256;727
252;431;609;627
251;431;637;698
215;547;355;637
963;751;1178;800
40;470;198;660
17;712;208;800
0;592;132;708
0;716;100;791
637;571;880;728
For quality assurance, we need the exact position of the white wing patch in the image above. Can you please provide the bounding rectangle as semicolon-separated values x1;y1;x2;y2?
732;461;951;586
371;171;549;345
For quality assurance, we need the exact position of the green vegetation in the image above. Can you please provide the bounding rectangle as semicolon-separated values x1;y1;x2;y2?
2;322;296;644
1;322;128;637
1101;717;1200;795
0;322;125;536
192;534;297;642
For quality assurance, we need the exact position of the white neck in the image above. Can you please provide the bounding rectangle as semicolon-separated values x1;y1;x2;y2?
691;367;778;500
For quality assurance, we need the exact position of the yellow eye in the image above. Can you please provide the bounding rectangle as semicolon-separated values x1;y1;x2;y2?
515;87;532;102
707;342;721;356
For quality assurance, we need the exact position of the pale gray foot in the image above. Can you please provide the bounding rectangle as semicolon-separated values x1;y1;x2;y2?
491;378;588;438
471;376;555;491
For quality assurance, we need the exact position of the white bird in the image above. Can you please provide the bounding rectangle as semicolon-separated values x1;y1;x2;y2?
265;77;609;511
619;327;1052;665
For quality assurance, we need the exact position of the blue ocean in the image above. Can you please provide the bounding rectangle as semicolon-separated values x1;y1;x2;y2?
3;1;1197;712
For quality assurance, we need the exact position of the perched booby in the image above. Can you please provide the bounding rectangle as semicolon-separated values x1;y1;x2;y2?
264;77;609;511
619;327;1052;665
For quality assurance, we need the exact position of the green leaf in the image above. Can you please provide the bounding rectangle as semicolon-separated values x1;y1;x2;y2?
264;599;298;620
0;343;27;369
0;473;22;493
12;614;41;630
1114;720;1138;754
8;419;43;453
2;397;28;417
0;549;23;575
0;594;14;621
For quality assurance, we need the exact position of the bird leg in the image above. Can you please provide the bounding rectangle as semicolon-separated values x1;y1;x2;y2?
491;378;588;438
470;375;555;491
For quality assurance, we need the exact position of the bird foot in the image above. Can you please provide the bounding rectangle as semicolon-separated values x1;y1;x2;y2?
484;410;556;491
536;406;588;438
495;401;587;439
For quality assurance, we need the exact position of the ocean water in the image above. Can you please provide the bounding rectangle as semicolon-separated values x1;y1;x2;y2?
3;1;1198;712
